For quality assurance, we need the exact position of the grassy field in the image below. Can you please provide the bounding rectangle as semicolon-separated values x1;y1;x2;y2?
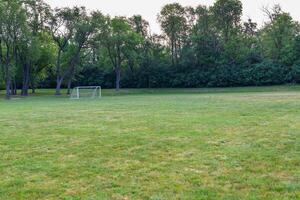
0;86;299;199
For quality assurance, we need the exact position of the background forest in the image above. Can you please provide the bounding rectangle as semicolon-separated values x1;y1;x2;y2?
1;0;300;99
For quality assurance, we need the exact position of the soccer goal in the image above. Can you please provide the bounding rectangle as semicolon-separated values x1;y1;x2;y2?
70;86;102;99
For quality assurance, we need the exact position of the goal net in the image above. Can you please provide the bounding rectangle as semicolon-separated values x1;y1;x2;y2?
70;86;102;99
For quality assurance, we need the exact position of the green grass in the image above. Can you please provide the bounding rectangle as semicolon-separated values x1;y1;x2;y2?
0;86;299;199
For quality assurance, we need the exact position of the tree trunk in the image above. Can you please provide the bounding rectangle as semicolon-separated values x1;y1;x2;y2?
30;78;36;94
115;65;121;91
4;43;11;100
171;40;175;66
13;79;17;95
5;82;10;99
55;50;62;96
174;40;178;65
5;69;10;99
21;63;30;96
66;56;78;95
56;46;81;96
67;77;72;95
55;77;63;96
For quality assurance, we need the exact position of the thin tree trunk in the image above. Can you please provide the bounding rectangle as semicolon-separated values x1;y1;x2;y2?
30;76;36;94
5;43;10;100
0;40;3;81
21;63;30;96
12;43;18;96
55;78;63;96
115;45;122;91
55;50;62;95
5;66;10;99
5;81;10;99
115;65;121;91
66;51;80;95
67;77;72;95
12;78;17;95
174;40;178;65
171;40;175;66
67;66;76;95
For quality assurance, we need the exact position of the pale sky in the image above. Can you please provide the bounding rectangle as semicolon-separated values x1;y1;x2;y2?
45;0;300;33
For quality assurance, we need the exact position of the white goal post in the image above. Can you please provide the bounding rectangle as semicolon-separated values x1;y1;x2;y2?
70;86;102;99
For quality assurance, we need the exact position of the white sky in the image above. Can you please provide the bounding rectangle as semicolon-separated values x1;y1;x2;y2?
45;0;300;33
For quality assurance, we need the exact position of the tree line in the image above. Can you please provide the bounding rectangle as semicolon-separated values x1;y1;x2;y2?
1;0;300;99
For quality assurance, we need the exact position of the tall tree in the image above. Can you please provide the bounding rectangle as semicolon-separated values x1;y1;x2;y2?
190;5;220;67
212;0;243;41
261;5;300;66
99;17;142;90
129;15;150;38
19;0;52;96
65;10;106;94
0;0;27;99
158;3;188;66
49;7;80;95
127;15;150;85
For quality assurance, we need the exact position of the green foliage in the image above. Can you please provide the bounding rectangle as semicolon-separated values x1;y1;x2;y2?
2;1;300;94
0;0;28;97
212;0;243;40
158;3;188;65
260;8;300;65
98;16;144;89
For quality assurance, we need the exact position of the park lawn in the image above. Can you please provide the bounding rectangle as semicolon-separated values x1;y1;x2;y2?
0;86;299;199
